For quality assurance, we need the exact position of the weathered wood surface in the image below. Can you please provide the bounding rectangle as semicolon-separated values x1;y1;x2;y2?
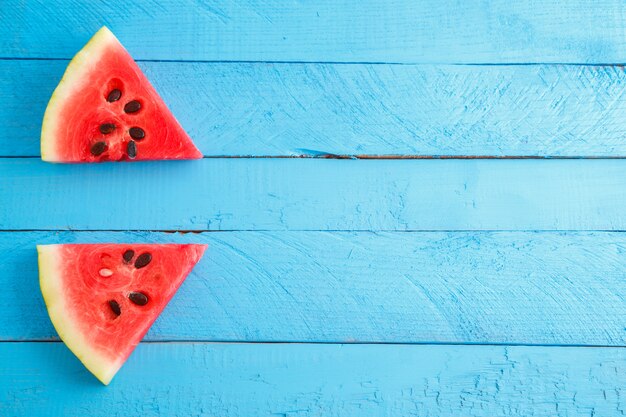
3;0;626;64
4;60;626;157
1;231;624;346
3;158;626;231
2;1;625;413
2;342;624;417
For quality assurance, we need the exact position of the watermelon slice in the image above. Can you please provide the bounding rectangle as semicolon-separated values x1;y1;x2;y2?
41;27;202;162
37;243;207;384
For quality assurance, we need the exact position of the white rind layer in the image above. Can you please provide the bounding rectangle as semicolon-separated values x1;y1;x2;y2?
40;27;120;162
37;244;121;385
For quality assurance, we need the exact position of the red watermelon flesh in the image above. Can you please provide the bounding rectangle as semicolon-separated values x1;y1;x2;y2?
41;27;202;162
37;243;207;384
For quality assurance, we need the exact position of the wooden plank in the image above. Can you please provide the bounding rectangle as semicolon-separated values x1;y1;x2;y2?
2;231;625;346
4;60;626;157
3;158;626;231
3;1;626;64
1;342;624;416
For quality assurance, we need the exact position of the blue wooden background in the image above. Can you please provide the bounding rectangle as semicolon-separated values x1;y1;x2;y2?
1;1;625;415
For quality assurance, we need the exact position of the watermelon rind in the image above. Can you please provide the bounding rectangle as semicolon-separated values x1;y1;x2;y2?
41;27;118;162
37;244;121;385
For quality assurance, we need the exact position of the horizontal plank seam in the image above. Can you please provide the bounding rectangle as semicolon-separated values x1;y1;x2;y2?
1;57;626;67
6;155;626;160
1;340;625;348
7;229;626;233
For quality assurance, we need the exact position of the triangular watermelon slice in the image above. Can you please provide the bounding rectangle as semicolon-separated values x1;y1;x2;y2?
41;27;202;162
37;243;207;384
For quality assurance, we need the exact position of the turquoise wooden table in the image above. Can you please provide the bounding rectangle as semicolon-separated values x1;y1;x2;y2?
1;1;625;415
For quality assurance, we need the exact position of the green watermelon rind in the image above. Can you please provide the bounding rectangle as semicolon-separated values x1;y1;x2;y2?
41;27;117;162
37;244;121;385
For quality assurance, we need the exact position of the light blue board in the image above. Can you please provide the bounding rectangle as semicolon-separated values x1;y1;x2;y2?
3;158;626;231
2;343;624;416
2;231;625;345
4;60;626;157
3;0;626;64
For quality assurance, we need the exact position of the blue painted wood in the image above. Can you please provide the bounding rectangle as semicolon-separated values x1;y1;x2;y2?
3;158;626;231
3;1;626;64
1;342;624;416
4;60;626;157
3;1;626;412
2;231;625;345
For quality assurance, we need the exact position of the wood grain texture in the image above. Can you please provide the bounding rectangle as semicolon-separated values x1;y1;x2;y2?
4;0;626;413
4;61;626;157
3;0;626;64
1;342;624;416
3;158;626;231
2;231;625;345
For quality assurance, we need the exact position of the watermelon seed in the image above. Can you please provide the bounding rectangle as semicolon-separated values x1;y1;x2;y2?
90;141;108;156
129;127;145;140
107;89;122;102
127;140;137;159
124;100;141;114
108;300;121;316
99;123;116;134
134;252;152;268
99;268;113;277
128;292;149;306
123;249;135;263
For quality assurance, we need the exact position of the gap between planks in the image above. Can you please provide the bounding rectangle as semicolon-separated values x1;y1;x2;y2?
6;155;626;160
7;229;626;233
2;57;626;67
1;340;624;349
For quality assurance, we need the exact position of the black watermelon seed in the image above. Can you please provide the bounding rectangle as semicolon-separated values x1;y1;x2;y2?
108;300;121;316
128;292;148;306
129;127;145;140
107;89;121;102
90;141;107;156
123;249;135;263
124;100;141;114
127;140;137;159
99;123;116;134
134;252;152;268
